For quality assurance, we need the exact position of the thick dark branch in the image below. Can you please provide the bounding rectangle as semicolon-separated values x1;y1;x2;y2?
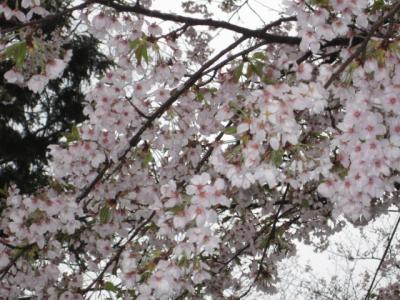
96;0;300;44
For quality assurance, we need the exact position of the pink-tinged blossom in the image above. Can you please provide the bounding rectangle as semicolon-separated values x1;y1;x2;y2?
237;121;251;134
0;3;13;20
296;62;313;81
92;12;111;31
318;177;338;198
149;261;179;295
187;227;220;254
0;248;10;269
45;58;67;79
59;291;83;300
12;9;26;22
187;204;217;226
186;173;211;206
359;113;386;140
227;166;255;189
21;0;40;8
206;178;231;207
26;6;49;20
192;266;211;284
299;29;320;53
161;180;181;208
388;117;400;146
332;19;348;36
27;74;49;93
173;208;191;228
148;22;162;36
254;165;279;188
4;69;24;84
137;285;152;300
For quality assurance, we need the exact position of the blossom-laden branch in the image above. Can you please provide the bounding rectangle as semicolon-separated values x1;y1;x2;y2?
324;0;400;89
76;35;248;204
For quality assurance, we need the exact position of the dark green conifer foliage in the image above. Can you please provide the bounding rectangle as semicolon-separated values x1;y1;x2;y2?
0;1;111;194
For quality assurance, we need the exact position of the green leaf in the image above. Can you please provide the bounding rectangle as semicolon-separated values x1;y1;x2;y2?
233;63;244;81
100;206;111;224
0;186;8;197
104;281;118;292
5;41;27;68
333;163;348;179
131;39;150;65
372;0;385;11
195;91;204;101
167;204;185;214
129;39;142;49
140;271;152;282
143;150;154;166
309;0;329;7
301;199;310;209
135;46;142;65
270;149;284;167
177;255;189;267
66;125;80;143
141;44;149;64
252;52;266;61
224;126;237;135
250;61;264;77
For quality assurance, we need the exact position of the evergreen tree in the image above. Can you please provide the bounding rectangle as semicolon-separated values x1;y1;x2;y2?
0;0;110;194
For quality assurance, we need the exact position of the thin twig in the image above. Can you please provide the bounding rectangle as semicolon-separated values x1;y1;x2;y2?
364;214;400;300
81;211;156;294
195;121;232;173
237;185;289;299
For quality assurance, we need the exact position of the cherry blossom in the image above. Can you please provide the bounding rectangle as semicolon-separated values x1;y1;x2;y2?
1;0;400;298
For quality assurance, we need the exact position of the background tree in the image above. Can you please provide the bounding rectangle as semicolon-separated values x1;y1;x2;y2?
0;0;110;194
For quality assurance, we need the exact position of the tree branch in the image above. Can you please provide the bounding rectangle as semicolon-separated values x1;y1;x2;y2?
364;214;400;300
77;35;247;203
324;1;400;89
81;211;156;294
96;0;300;44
